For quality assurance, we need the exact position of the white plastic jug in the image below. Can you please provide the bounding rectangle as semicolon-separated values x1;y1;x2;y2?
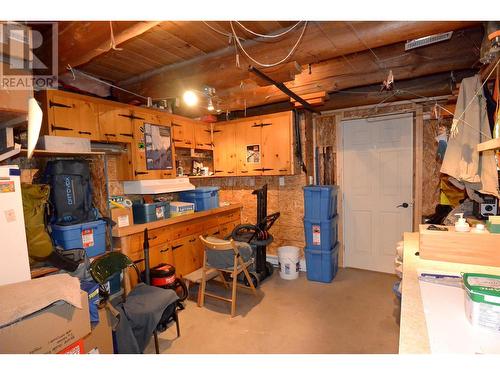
278;246;300;280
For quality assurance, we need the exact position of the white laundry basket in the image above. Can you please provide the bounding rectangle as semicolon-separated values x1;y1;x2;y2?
278;246;300;280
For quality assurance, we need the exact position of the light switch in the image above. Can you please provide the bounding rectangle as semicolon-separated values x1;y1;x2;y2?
279;176;285;186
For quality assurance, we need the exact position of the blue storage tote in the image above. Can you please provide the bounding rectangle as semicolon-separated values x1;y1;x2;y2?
303;185;338;220
305;243;339;283
179;186;220;212
304;215;338;250
132;201;169;224
50;219;106;258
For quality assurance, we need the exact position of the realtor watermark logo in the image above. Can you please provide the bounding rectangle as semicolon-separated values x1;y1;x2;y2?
0;22;58;90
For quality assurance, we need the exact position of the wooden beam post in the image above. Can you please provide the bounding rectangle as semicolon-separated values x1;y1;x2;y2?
414;105;424;231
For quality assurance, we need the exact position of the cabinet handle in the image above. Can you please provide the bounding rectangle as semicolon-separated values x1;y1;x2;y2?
160;248;169;253
173;138;182;142
214;170;224;173
104;133;116;137
261;123;272;127
227;171;234;174
172;244;183;250
262;168;274;171
148;235;158;240
189;238;196;243
212;129;221;133
120;133;133;137
133;258;144;264
251;122;272;128
49;100;72;109
79;131;92;135
51;124;73;131
213;231;220;235
240;170;248;173
118;114;145;121
185;141;192;145
197;143;204;147
135;171;148;176
279;169;288;172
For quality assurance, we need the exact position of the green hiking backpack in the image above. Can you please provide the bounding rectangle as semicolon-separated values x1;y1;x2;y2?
21;183;53;261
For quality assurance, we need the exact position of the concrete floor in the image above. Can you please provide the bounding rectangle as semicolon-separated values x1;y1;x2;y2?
147;267;400;354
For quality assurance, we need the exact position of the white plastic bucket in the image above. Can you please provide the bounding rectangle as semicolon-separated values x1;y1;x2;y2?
278;246;300;280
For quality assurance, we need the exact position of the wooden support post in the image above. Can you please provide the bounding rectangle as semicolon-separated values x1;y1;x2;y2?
414;105;424;231
335;114;344;267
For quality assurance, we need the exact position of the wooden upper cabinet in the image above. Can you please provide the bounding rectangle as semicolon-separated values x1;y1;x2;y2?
193;123;213;150
97;104;135;143
171;116;195;148
261;112;293;175
236;119;263;176
130;111;175;180
46;92;100;140
212;123;236;177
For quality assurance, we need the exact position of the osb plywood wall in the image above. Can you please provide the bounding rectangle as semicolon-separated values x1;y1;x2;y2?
422;117;453;216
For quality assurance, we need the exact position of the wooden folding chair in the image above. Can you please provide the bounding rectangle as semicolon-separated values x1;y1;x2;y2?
198;236;257;317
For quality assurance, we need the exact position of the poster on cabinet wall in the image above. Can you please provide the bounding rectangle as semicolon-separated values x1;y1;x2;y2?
144;123;173;170
246;144;260;164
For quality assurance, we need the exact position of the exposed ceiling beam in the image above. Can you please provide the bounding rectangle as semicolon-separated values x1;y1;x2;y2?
115;21;479;104
216;27;482;111
56;21;160;74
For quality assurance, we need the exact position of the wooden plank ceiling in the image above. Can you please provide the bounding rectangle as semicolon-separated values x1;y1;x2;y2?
54;20;483;116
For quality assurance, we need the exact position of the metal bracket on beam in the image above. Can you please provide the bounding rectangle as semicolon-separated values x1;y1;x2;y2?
248;66;321;114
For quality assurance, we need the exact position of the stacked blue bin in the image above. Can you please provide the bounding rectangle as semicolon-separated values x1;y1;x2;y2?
303;185;339;283
180;187;220;212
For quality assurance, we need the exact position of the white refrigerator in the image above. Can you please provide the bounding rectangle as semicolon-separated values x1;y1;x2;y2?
0;165;31;286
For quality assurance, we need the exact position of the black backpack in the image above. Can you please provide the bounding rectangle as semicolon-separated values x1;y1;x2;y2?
43;159;98;226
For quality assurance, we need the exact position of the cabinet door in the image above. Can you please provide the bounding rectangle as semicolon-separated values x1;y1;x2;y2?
171;118;195;148
236;120;262;176
49;93;100;140
212;124;236;177
261;112;293;175
171;237;194;278
193;123;213;150
98;104;134;143
131;112;163;180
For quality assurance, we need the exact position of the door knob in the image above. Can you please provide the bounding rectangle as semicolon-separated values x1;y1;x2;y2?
397;202;409;208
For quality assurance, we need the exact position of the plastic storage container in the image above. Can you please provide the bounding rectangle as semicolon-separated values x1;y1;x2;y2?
50;220;106;258
180;186;220;212
463;273;500;332
304;215;338;250
132;201;169;224
304;243;339;283
303;185;338;220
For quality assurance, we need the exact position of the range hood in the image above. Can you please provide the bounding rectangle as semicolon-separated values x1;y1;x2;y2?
123;177;195;194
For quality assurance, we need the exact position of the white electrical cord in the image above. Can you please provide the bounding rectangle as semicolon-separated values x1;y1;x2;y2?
230;21;308;68
234;21;304;39
202;21;245;41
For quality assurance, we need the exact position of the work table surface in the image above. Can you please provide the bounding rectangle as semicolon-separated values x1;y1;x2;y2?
112;203;242;237
399;232;500;354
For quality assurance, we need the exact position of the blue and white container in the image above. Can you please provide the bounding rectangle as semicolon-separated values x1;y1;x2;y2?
304;243;339;283
303;185;338;220
304;215;338;251
50;219;106;258
180;186;220;212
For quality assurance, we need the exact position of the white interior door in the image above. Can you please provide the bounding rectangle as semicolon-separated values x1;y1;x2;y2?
342;113;413;273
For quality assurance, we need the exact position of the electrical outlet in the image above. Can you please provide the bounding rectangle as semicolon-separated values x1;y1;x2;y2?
279;176;285;186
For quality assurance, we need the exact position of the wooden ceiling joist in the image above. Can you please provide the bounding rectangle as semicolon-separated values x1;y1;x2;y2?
57;21;161;74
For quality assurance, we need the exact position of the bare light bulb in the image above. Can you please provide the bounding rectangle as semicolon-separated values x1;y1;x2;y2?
207;98;214;111
183;90;198;106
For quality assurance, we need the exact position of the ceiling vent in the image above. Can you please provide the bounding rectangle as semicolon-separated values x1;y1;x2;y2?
405;32;453;51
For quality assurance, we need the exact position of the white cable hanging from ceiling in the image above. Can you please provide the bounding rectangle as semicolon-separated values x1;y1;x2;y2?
230;20;308;68
234;21;304;39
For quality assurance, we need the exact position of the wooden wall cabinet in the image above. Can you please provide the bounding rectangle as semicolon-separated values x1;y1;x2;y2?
212;123;237;176
194;123;213;150
213;111;294;176
41;91;100;141
97;103;135;143
171;116;195;148
130;111;176;180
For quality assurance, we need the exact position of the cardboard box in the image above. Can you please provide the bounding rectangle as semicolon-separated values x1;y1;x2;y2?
82;308;114;354
170;201;194;217
111;207;133;228
0;290;91;354
37;135;91;153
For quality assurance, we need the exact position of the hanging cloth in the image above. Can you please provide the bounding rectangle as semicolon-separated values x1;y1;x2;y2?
440;75;499;199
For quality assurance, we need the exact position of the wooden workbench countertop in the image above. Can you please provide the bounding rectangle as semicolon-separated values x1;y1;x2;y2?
112;203;242;238
399;232;500;354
